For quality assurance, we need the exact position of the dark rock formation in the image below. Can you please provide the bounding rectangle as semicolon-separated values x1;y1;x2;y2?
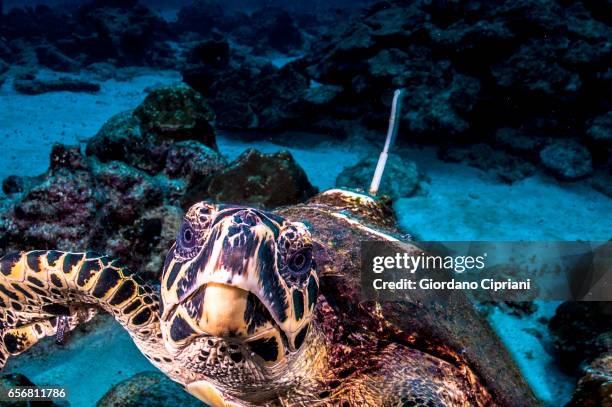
172;0;225;36
566;353;612;407
2;1;174;69
2;5;72;42
97;371;201;407
4;145;94;248
0;143;178;280
87;85;220;174
231;7;304;54
86;111;159;173
133;84;217;149
13;76;100;94
300;84;343;108
539;140;593;180
93;160;163;225
182;39;309;131
293;0;612;186
490;37;582;99
72;1;172;67
0;58;8;75
586;112;612;145
2;174;45;195
163;141;226;188
0;0;362;73
549;300;611;405
0;84;224;280
336;153;425;199
173;3;303;55
185;149;317;209
492;128;549;161
0;0;330;76
549;301;612;372
586;112;612;179
35;43;81;72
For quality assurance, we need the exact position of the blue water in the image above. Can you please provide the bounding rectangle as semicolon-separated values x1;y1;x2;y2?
1;1;610;406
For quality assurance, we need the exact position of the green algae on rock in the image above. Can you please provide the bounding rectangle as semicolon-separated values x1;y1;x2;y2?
134;84;217;150
184;148;318;209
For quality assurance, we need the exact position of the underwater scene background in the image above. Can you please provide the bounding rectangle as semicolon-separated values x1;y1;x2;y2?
0;0;610;406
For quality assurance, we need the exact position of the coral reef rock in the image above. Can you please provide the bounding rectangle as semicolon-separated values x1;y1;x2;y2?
185;149;317;209
86;111;160;173
591;172;612;198
35;43;81;72
336;153;425;199
86;84;221;175
586;111;612;146
6;0;607;192
173;3;304;54
97;371;201;407
181;39;309;131
134;84;217;149
231;7;304;54
0;84;225;281
3;1;174;68
0;142;181;281
296;0;611;185
172;0;225;36
539;140;593;180
549;301;612;372
163;141;226;188
566;353;612;407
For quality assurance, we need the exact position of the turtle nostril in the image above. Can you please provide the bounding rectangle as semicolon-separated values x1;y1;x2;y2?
234;211;259;227
243;212;258;226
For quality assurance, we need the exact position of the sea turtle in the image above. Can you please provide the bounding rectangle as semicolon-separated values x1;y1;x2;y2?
0;189;539;406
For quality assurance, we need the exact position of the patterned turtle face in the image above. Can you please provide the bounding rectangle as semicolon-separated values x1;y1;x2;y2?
159;202;319;372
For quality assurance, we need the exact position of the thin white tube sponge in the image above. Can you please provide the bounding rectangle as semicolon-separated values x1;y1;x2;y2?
369;88;404;196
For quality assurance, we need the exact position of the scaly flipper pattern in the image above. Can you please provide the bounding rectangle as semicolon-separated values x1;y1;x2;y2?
0;250;162;369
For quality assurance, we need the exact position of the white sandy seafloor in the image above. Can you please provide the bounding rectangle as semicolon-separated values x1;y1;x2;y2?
0;68;610;407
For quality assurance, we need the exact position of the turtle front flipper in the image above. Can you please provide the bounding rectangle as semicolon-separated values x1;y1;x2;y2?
0;306;97;368
0;250;162;370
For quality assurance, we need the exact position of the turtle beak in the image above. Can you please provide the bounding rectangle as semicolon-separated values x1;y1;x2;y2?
179;280;288;364
187;280;281;341
196;282;249;337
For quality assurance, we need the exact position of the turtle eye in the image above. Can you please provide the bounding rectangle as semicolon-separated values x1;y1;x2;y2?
179;221;197;249
288;249;312;275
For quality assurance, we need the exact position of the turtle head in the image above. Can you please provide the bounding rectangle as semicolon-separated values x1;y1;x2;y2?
160;202;319;376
